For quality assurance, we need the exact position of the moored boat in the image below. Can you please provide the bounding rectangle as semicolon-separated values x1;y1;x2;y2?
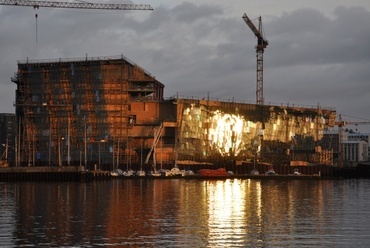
123;170;135;177
159;169;172;176
110;170;120;177
136;170;146;177
170;167;184;176
197;168;227;176
266;168;277;175
290;168;302;176
150;170;162;177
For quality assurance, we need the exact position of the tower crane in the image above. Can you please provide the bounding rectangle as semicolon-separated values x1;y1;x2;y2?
242;13;269;105
0;0;153;11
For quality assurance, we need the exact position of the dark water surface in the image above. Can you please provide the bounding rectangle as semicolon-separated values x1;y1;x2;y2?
1;178;370;247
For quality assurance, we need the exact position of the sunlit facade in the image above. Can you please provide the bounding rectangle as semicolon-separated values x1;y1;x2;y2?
176;98;336;166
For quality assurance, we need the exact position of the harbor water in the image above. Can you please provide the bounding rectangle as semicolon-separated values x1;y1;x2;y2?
1;178;370;247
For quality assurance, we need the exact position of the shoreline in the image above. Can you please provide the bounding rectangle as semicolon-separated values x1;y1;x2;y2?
1;165;369;182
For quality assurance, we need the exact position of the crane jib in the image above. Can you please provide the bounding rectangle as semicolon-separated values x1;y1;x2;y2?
0;0;154;10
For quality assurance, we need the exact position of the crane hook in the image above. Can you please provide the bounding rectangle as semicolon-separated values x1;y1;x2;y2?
34;5;39;43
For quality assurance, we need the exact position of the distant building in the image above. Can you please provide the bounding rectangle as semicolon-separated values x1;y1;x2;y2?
343;141;368;165
347;133;370;162
322;130;370;165
11;55;336;169
0;113;16;166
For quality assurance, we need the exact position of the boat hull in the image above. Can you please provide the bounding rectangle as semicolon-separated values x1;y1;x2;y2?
197;168;227;176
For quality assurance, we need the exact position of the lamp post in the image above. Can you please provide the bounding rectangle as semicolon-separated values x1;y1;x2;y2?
98;141;101;170
58;137;64;166
291;134;296;162
117;139;120;170
141;138;143;171
98;140;106;170
253;139;258;171
84;121;87;169
67;117;70;166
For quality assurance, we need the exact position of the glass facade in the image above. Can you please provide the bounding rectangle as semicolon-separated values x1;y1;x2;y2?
176;99;335;166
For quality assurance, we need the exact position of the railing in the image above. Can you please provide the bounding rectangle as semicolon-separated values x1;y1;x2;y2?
17;54;153;78
166;95;336;111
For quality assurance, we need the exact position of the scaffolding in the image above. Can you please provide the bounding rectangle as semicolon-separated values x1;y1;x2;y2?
12;55;164;168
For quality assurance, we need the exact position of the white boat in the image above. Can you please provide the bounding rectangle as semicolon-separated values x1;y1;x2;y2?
150;162;163;177
266;168;277;175
159;169;172;176
292;168;302;175
111;169;124;177
170;167;184;176
185;170;195;176
110;170;119;177
123;170;135;177
136;170;146;177
151;170;162;177
115;169;124;176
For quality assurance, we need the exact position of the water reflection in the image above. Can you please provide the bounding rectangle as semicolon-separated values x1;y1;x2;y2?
1;179;370;247
204;180;247;246
0;184;16;248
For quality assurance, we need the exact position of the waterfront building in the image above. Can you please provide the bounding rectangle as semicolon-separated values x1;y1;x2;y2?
11;55;336;169
348;133;370;161
343;141;368;166
322;130;370;164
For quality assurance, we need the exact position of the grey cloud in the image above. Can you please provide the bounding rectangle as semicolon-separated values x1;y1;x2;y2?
268;6;370;67
0;2;369;126
172;2;223;24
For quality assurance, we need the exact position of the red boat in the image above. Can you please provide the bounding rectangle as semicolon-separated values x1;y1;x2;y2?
197;168;227;176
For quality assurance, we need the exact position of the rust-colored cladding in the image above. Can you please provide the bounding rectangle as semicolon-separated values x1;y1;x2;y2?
13;56;166;168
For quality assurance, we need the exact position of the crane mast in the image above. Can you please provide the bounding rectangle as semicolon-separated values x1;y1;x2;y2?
0;0;154;10
242;13;268;105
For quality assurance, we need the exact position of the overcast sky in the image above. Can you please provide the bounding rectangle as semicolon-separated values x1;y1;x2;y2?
1;0;369;131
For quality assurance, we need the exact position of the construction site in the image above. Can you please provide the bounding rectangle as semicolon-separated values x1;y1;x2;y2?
1;2;349;174
10;55;337;172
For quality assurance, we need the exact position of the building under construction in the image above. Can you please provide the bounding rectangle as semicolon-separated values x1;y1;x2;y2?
12;55;336;170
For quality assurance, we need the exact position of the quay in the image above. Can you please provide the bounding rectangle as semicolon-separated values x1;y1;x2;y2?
1;163;370;182
0;166;110;182
0;167;319;182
